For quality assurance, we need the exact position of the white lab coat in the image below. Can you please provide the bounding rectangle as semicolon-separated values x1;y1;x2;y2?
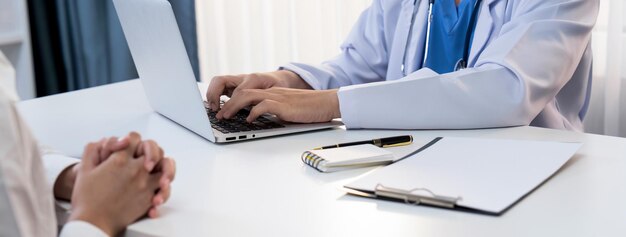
0;52;107;236
282;0;598;131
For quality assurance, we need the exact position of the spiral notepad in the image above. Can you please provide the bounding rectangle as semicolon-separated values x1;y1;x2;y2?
301;144;394;173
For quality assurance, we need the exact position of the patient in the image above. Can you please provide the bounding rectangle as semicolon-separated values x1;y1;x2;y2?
0;51;176;236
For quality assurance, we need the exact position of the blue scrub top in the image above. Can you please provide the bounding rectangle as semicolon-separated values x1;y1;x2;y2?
424;0;478;74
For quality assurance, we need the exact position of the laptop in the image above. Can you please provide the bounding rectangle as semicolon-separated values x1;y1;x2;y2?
113;0;342;143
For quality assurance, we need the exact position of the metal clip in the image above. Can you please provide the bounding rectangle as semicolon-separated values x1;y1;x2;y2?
374;184;461;208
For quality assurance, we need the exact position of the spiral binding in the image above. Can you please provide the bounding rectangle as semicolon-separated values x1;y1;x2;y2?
301;151;326;172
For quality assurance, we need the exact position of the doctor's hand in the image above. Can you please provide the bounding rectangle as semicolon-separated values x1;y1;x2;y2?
206;70;312;111
69;132;166;236
216;87;341;123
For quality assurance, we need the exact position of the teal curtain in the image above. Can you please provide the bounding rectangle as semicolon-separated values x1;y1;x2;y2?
28;0;198;96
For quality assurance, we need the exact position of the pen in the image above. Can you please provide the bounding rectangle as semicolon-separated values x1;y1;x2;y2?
314;135;413;150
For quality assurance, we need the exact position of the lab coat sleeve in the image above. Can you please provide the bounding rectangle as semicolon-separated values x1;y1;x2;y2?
280;0;389;90
60;221;108;237
338;0;599;129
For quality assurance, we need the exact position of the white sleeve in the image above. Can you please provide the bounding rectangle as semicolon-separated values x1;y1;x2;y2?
60;221;108;237
337;0;598;130
41;152;79;192
0;57;58;237
40;150;80;225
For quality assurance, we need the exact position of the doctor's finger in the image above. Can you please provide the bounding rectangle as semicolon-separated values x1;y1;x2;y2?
216;89;274;119
231;74;272;95
206;75;243;111
246;99;284;123
206;76;228;111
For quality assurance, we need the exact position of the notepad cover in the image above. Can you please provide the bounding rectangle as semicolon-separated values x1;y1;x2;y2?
302;144;394;172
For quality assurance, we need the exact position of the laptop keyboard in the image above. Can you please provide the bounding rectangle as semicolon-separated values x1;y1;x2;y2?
205;103;285;134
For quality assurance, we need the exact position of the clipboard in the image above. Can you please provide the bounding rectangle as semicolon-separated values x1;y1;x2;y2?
344;137;582;215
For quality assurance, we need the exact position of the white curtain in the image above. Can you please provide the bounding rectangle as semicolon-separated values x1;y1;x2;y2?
196;0;370;78
197;0;626;137
586;0;626;137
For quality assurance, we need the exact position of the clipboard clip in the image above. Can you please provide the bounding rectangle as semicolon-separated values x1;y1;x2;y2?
374;184;462;208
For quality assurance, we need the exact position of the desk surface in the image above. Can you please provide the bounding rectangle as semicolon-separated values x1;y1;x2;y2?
17;80;626;237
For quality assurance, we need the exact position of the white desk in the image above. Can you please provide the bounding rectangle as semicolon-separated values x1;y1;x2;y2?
17;80;626;237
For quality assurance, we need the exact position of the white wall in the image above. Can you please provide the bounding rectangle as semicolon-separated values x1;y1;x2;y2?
0;0;35;99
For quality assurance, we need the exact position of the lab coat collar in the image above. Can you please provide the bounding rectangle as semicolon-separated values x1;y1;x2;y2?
468;0;505;66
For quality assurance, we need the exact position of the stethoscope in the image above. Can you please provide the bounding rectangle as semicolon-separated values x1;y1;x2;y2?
401;0;483;76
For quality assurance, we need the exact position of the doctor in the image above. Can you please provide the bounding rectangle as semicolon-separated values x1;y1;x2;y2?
207;0;599;131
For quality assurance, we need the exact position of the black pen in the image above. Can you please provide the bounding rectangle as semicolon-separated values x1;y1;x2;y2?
314;135;413;150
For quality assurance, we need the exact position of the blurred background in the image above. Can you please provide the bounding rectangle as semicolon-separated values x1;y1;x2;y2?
0;0;624;137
